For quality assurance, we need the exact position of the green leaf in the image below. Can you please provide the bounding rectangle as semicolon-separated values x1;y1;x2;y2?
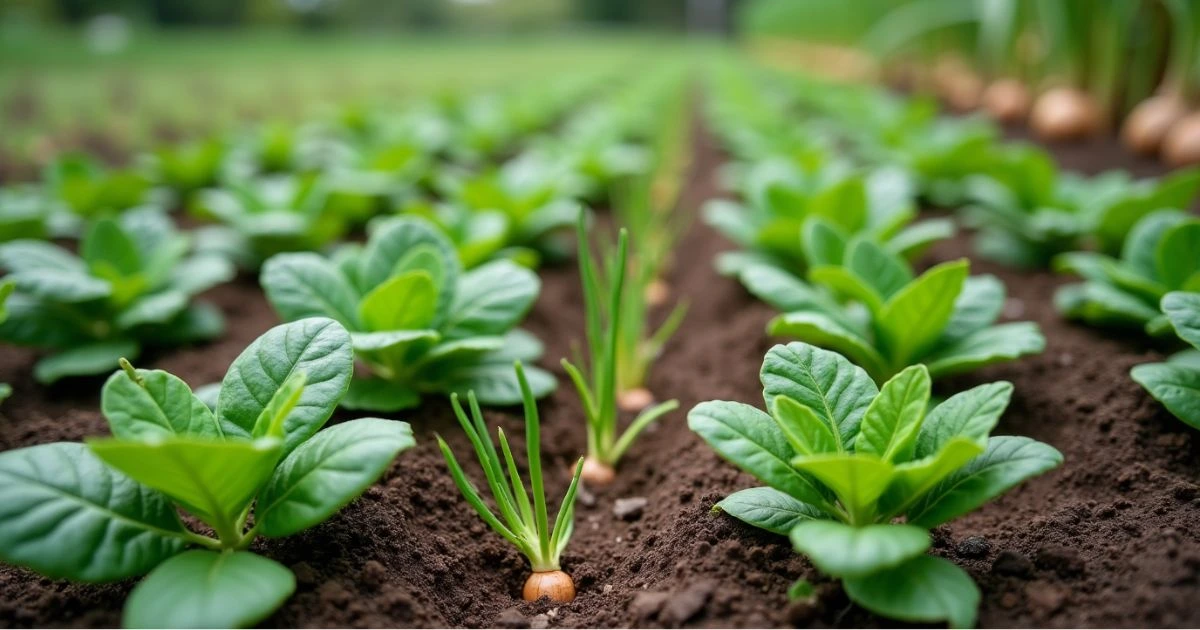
341;378;422;411
1162;291;1200;349
169;255;236;298
358;216;459;324
714;486;827;535
843;554;979;629
760;342;879;446
942;275;1004;343
886;218;955;261
908;436;1062;528
807;266;884;314
442;260;539;340
801;218;846;268
9;268;112;303
688;400;830;508
879;259;969;366
1121;210;1188;281
845;239;912;300
88;436;282;529
1157;222;1200;290
437;361;556;405
772;396;840;456
116;290;188;330
358;271;438;332
251;371;306;439
810;176;867;234
855;365;930;462
261;252;361;327
882;437;985;517
0;239;85;274
102;363;223;440
1131;362;1200;429
791;453;895;518
1055;282;1160;326
350;329;440;353
124;550;295;629
915;381;1012;458
924;322;1045;380
0;442;188;582
257;418;414;537
790;520;929;578
217;318;353;455
81;218;142;278
739;264;842;314
35;340;139;384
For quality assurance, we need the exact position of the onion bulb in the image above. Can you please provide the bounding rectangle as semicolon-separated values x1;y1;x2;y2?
617;387;654;413
523;570;575;602
943;71;984;112
982;78;1031;122
644;279;670;307
1122;95;1188;155
1161;111;1200;167
580;456;616;486
1030;87;1101;141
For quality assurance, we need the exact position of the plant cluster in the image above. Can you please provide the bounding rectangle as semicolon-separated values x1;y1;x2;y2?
690;342;1062;627
1132;292;1200;429
0;318;414;628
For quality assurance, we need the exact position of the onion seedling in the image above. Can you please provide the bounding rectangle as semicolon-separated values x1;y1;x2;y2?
563;213;679;485
1132;291;1200;429
438;362;584;602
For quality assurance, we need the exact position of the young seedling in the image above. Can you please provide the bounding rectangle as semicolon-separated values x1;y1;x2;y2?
0;317;415;628
689;342;1062;627
1132;291;1200;429
563;213;679;485
261;216;554;412
0;209;234;383
45;152;156;218
438;362;584;602
1056;210;1200;337
755;242;1044;384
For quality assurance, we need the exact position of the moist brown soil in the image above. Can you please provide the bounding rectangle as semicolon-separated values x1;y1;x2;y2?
2;120;1200;629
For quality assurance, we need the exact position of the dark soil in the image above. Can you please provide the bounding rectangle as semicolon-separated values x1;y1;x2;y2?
2;119;1200;629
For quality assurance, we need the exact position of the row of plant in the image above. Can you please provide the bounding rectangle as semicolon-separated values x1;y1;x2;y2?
743;0;1200;166
682;58;1200;626
0;61;699;627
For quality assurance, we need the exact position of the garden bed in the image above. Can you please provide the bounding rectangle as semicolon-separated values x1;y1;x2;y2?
2;120;1199;629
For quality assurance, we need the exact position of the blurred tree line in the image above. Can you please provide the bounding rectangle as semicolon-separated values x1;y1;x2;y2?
3;0;695;29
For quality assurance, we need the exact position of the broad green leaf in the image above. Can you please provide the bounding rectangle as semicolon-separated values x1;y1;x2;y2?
217;318;352;455
1122;211;1188;281
0;293;95;347
417;336;506;369
1055;282;1160;326
908;436;1062;528
924;322;1045;379
1158;223;1200;290
881;437;985;518
124;550;295;629
257;418;415;537
358;271;437;332
442;260;539;340
843;554;979;629
358;216;460;321
760;342;879;445
81;218;142;278
102;364;223;440
801;218;846;267
34;340;139;384
688;400;831;508
9;268;112;303
810;176;867;234
1162;291;1200;349
1131;362;1200;429
714;487;827;535
739;264;842;314
437;361;556;405
855;365;930;462
350;329;439;353
341;378;422;411
768;312;888;382
790;520;929;578
772;396;840;456
808;266;884;314
703;199;755;247
251;372;306;439
0;442;188;582
879;259;969;366
791;453;895;518
845;239;912;300
0;239;85;273
942;275;1004;343
886;218;955;261
116;290;188;330
169;255;236;298
88;436;282;528
261;252;361;327
916;381;1012;458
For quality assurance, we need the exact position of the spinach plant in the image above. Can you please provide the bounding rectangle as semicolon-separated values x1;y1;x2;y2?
752;243;1044;383
689;342;1062;627
261;216;554;412
0;209;234;383
562;214;678;485
45;153;157;218
1055;210;1200;336
1132;291;1200;429
0;185;78;243
0;317;415;628
705;159;953;279
438;362;583;602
